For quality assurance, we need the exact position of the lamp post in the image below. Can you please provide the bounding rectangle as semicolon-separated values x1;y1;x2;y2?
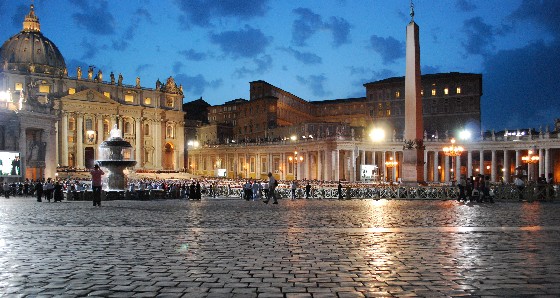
288;150;304;180
443;138;464;185
385;156;398;182
522;149;539;181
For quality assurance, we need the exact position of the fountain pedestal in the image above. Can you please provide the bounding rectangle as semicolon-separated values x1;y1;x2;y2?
96;125;137;197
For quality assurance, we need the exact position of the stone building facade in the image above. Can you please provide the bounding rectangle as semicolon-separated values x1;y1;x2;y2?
0;5;185;180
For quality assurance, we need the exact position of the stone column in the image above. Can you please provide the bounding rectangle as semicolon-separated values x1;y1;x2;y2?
317;150;323;181
19;125;27;178
503;150;510;183
392;151;397;182
333;149;340;182
456;155;461;180
176;122;185;170
61;113;68;167
467;150;473;178
76;114;84;168
479;150;484;176
382;151;387;182
97;116;104;154
135;117;142;168
444;155;450;182
545;148;551;178
154;119;162;169
515;150;521;173
539;149;544;177
433;151;439;182
423;150;428;181
491;150;497;182
44;124;57;178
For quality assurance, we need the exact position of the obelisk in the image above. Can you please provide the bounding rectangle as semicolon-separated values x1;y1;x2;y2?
402;2;424;184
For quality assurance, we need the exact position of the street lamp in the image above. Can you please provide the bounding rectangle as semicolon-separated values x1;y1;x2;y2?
288;150;304;180
443;138;464;184
385;156;398;182
522;149;539;181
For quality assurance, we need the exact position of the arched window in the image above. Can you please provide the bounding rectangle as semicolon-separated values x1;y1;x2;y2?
166;125;174;138
124;120;132;134
144;123;150;136
68;117;76;130
85;118;93;131
103;120;110;134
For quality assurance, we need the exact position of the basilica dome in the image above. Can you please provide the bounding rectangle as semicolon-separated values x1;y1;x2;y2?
0;5;66;76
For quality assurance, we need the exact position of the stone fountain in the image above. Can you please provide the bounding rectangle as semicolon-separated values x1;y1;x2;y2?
96;125;136;199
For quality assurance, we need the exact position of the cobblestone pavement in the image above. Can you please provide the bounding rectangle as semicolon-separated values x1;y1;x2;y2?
1;197;560;297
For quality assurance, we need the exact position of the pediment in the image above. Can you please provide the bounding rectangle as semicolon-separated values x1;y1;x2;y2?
60;89;118;105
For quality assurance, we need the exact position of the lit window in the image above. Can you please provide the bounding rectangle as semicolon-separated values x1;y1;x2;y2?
68;88;76;94
15;83;23;91
457;87;461;94
103;92;110;98
421;89;424;95
39;85;50;93
444;88;449;95
103;120;110;134
166;97;174;107
395;91;400;98
124;94;134;102
431;89;436;96
144;97;151;105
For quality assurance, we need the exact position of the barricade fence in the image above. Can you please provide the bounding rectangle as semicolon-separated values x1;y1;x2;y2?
59;184;557;201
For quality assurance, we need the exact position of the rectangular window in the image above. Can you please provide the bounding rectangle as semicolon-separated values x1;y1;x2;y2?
444;88;449;95
103;92;111;98
457;87;462;94
15;83;23;91
395;91;400;98
39;85;50;93
124;94;134;102
431;89;436;96
68;88;76;95
144;97;151;105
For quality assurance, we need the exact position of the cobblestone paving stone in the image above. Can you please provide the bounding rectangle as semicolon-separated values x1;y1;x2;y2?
1;197;560;297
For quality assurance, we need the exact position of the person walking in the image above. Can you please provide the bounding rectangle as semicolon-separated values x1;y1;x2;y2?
90;164;105;207
263;172;278;204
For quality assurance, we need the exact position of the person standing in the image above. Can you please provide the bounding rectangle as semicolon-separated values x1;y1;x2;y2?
263;172;278;204
35;179;43;202
337;182;343;200
290;181;297;200
90;164;105;207
305;182;311;199
44;178;54;202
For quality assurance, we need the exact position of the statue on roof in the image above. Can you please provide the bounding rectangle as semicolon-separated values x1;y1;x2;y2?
77;66;82;80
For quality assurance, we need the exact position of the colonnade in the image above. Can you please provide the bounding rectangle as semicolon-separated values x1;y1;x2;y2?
189;139;559;183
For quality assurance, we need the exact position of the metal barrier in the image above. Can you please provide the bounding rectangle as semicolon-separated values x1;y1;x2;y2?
491;184;557;202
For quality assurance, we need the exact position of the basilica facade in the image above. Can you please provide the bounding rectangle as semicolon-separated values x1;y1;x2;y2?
0;5;185;180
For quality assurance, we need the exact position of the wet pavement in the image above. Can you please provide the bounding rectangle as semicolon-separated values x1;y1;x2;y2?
0;196;559;297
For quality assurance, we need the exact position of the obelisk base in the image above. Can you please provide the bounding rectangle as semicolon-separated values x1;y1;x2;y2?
401;149;425;186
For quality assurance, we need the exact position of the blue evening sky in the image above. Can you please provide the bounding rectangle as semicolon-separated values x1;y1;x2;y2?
1;0;559;131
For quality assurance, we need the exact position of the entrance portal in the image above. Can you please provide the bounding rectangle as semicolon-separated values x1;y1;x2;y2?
163;143;174;170
85;147;95;169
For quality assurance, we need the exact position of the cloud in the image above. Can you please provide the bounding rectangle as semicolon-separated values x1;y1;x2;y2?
71;0;116;35
281;47;322;65
296;74;331;98
80;38;101;59
174;0;269;28
111;8;153;51
369;35;405;64
421;65;441;74
173;61;184;73
135;64;152;74
210;26;271;58
234;55;273;78
461;17;496;56
174;73;223;96
455;0;477;12
510;0;560;39
325;16;351;47
178;49;208;61
291;8;350;47
11;5;27;29
482;40;560;129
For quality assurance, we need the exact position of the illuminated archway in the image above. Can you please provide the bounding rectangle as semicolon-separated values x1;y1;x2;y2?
163;142;174;170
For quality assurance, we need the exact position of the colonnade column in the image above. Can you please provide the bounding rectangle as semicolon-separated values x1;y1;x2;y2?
317;150;323;181
392;151;397;182
491;150;497;182
325;149;332;181
444;155;450;182
433;151;439;182
456;155;461;180
515;150;521;174
539;149;544;177
360;150;366;181
382;151;387;181
423;150;428;181
44;123;57;178
467;150;473;178
19;126;27;178
97;116;104;150
333;149;340;182
76;114;84;168
479;150;484;176
135;117;142;168
61;113;68;167
545;148;551;178
503;150;510;183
